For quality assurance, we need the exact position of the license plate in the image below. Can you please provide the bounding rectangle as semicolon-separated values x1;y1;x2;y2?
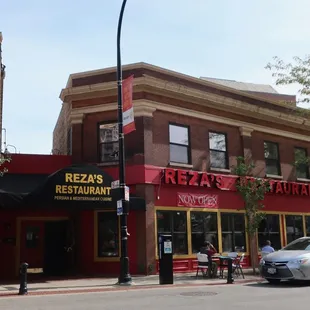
267;268;277;274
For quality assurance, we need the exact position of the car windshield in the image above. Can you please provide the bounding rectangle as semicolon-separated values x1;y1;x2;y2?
282;238;310;251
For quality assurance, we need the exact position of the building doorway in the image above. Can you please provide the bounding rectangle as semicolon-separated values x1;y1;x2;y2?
19;218;70;278
44;220;70;276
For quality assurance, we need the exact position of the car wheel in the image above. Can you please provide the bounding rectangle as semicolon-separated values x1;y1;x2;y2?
267;279;281;285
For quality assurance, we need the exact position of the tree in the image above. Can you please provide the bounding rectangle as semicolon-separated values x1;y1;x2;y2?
265;55;310;105
232;157;270;274
0;152;11;176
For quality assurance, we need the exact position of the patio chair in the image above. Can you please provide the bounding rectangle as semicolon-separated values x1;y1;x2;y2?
233;253;245;279
196;253;209;278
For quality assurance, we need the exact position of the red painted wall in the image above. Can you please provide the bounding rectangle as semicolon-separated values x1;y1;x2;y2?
78;210;138;276
3;154;72;174
0;209;70;281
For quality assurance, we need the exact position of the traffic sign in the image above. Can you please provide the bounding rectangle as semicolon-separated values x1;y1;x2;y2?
111;180;120;189
125;186;129;201
117;200;123;216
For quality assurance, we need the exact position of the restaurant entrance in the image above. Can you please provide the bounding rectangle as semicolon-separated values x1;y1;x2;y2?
43;220;70;276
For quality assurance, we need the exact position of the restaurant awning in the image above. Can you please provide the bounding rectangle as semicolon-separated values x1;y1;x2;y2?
0;164;146;211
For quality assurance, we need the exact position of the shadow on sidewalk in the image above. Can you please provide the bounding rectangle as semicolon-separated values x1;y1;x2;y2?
245;280;310;289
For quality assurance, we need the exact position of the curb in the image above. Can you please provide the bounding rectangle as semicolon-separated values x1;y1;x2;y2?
0;279;264;298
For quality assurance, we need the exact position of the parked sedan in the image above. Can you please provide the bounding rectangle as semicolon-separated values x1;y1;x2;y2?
260;237;310;284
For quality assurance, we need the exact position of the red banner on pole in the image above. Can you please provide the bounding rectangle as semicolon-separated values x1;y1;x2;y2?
122;75;135;135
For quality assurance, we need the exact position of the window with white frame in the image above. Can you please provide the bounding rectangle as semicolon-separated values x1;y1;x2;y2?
264;141;281;175
209;132;228;169
169;124;190;164
99;123;119;162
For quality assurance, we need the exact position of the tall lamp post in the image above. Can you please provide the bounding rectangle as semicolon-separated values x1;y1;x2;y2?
117;0;132;285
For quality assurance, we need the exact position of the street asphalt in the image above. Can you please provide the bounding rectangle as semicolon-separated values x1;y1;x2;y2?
0;281;309;309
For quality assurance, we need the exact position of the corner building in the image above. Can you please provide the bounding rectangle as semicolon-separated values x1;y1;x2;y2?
54;62;310;274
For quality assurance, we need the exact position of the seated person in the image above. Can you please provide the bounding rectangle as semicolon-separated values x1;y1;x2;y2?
200;241;218;278
261;240;275;253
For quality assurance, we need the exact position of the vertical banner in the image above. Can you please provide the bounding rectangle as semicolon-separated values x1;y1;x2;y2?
122;75;135;135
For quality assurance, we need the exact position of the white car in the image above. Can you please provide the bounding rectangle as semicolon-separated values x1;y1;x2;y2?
260;237;310;284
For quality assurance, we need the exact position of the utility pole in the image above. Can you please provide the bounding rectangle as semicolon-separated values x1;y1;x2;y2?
0;32;4;152
116;0;132;285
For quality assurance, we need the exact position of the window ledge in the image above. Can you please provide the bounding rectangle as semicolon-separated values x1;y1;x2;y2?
266;174;283;180
97;162;119;167
297;178;310;183
169;162;193;169
210;167;231;173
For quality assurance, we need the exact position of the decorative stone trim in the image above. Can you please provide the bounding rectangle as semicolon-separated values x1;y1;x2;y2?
266;174;283;180
169;162;193;169
239;127;254;137
70;113;84;124
210;167;232;173
296;178;310;183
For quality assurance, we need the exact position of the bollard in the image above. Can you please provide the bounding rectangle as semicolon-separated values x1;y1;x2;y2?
19;262;29;295
207;256;212;278
226;258;234;284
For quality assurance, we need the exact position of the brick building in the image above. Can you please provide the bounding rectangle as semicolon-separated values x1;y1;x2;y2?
51;62;310;274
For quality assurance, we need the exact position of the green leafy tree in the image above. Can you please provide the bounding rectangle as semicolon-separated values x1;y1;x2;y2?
0;153;11;176
265;55;310;105
232;157;270;274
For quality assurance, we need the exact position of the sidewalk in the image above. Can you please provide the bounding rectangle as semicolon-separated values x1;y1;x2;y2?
0;269;263;297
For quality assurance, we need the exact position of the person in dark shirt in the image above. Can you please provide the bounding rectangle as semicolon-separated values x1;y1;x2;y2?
200;241;218;278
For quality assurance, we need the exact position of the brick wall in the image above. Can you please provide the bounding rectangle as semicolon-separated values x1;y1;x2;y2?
152;110;243;171
71;108;146;165
53;102;71;155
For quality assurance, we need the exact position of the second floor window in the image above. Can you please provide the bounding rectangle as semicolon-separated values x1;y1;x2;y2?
264;141;281;175
209;132;228;169
169;124;190;164
294;147;309;179
99;123;119;162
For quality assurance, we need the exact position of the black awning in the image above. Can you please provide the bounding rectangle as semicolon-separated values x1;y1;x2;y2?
0;164;146;211
24;164;115;208
0;174;48;209
0;174;48;194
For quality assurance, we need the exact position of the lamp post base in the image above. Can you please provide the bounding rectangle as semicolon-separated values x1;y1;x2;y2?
117;257;132;285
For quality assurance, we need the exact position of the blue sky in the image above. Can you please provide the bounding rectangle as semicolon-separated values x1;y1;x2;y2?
1;0;310;154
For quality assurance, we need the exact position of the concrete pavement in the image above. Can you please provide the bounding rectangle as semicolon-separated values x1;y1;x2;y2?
0;272;261;297
0;280;309;309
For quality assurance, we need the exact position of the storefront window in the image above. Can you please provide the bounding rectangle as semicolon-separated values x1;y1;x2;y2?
285;215;304;244
97;212;119;257
306;216;310;236
258;215;281;250
156;210;188;255
221;213;246;252
190;212;218;253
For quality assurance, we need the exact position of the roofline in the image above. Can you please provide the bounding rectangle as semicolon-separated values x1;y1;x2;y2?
63;62;297;110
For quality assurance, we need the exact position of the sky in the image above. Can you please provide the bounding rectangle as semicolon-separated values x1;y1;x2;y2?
1;0;310;154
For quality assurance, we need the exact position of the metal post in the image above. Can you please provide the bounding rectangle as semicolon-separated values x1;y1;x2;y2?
227;258;234;284
117;0;132;286
18;262;29;295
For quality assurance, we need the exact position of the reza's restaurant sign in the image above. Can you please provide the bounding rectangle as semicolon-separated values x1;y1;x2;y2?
164;168;310;197
54;172;112;202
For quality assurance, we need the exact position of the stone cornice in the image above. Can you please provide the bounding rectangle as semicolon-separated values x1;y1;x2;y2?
70;99;310;142
62;75;310;131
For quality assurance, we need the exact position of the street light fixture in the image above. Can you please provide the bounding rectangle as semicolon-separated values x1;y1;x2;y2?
116;0;132;285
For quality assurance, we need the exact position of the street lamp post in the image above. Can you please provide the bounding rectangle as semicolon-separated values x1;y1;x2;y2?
116;0;132;285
